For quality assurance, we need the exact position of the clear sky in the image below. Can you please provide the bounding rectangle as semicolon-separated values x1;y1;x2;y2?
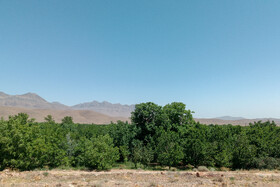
1;0;280;118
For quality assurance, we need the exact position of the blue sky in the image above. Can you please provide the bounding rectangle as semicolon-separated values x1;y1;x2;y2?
1;0;280;118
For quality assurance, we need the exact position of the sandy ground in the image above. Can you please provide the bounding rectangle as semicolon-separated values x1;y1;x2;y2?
1;169;280;187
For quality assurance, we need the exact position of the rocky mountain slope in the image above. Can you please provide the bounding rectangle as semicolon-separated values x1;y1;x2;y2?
0;92;69;110
0;92;134;117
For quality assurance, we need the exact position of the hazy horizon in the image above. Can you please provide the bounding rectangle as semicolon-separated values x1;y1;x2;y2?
1;0;280;118
1;90;279;120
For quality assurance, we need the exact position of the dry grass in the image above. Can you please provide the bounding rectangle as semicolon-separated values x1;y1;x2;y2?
1;169;280;187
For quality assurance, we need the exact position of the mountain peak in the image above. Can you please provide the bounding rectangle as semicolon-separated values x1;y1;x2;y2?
20;92;46;102
0;91;133;117
0;91;69;110
22;92;41;97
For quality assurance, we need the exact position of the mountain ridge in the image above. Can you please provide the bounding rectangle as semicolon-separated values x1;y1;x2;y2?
0;91;279;125
72;101;135;117
196;117;280;126
0;92;69;110
0;91;134;117
0;106;128;124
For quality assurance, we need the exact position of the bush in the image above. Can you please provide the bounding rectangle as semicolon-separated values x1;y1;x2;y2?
84;135;119;170
253;157;280;170
197;166;209;172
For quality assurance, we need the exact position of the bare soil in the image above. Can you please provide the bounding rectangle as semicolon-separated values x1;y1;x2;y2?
1;169;280;187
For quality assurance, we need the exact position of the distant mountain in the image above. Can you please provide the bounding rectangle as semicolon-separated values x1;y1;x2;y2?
0;91;9;97
0;92;69;110
1;91;279;125
215;116;246;120
72;101;135;117
198;116;280;125
0;106;128;124
0;91;134;118
196;118;280;126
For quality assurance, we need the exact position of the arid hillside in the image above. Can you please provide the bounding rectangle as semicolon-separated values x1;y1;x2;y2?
196;118;280;126
1;91;279;125
72;101;135;118
0;106;129;124
0;92;134;118
0;92;69;110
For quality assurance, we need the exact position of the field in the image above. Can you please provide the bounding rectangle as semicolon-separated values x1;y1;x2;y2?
1;169;280;187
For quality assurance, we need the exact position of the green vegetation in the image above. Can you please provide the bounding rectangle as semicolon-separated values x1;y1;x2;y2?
1;102;280;171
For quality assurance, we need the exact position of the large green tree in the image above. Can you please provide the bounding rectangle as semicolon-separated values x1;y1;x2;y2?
131;102;167;143
163;102;194;129
156;130;184;169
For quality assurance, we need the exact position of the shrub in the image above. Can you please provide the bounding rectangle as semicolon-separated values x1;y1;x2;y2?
253;157;280;170
197;166;209;172
84;135;119;170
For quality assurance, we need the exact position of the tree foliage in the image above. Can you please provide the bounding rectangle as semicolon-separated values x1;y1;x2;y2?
1;102;280;171
156;130;183;169
84;135;119;170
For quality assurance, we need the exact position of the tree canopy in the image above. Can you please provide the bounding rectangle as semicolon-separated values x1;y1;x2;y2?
1;102;280;171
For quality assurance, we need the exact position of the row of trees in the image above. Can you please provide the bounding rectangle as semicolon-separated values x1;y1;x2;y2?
1;102;280;171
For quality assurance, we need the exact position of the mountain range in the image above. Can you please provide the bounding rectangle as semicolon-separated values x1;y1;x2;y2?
0;92;69;110
72;101;134;117
0;91;134;116
215;116;246;121
0;91;279;125
197;117;280;126
0;92;133;124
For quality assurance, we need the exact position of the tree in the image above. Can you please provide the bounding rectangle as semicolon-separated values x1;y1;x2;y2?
232;133;256;169
119;145;130;162
131;102;167;142
0;113;33;170
44;115;55;124
163;102;194;127
84;135;119;170
180;124;213;166
131;140;144;168
62;116;73;124
140;144;154;167
156;130;183;169
108;121;137;148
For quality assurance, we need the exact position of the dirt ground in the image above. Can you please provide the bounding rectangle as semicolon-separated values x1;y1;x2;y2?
1;169;280;187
